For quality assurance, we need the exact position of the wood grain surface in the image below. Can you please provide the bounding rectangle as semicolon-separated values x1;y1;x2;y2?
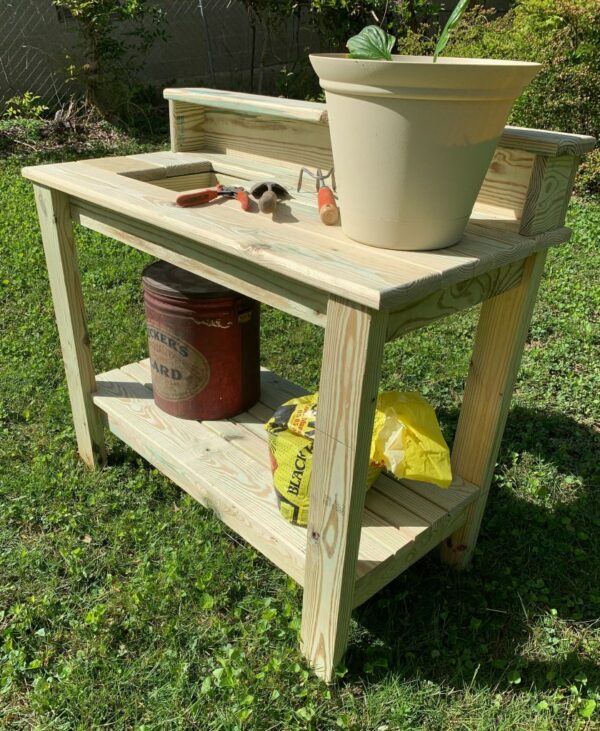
23;153;571;313
34;185;106;468
169;100;205;152
520;154;581;236
92;359;478;601
164;89;595;156
300;299;388;681
440;252;547;569
385;259;525;341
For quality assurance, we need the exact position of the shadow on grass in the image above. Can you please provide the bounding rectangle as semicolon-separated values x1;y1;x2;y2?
348;406;600;694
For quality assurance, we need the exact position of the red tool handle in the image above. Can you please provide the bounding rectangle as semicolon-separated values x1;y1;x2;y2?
235;190;251;211
175;189;220;207
317;186;339;226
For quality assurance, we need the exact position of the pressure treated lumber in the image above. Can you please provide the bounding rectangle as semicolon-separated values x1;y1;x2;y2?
476;147;535;218
500;126;596;157
26;88;594;685
92;359;479;600
440;252;547;568
441;131;586;567
169;100;205;152
519;154;581;236
165;88;328;124
71;200;329;327
164;89;596;156
385;258;524;341
23;155;571;313
33;185;106;468
301;299;388;682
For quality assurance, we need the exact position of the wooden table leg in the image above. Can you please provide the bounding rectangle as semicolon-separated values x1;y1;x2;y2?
300;297;387;682
441;251;547;569
34;185;106;468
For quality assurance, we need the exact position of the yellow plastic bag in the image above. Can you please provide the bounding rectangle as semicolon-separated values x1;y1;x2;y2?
372;392;452;488
265;391;452;526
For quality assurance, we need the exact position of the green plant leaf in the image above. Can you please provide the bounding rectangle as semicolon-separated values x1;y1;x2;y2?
580;699;596;719
347;25;395;61
434;0;471;62
199;593;214;610
507;670;522;685
200;676;211;694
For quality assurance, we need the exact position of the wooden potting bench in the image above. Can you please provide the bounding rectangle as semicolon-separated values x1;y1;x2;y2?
24;89;595;682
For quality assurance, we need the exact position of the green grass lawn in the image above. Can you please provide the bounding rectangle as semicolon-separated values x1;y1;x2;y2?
1;142;599;730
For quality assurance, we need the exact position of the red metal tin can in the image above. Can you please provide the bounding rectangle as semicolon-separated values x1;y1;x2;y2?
142;261;260;420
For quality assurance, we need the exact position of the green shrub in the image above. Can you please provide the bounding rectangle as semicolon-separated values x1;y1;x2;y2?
2;92;48;120
52;0;167;122
443;0;600;195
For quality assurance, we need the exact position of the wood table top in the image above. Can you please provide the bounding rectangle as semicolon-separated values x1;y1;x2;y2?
23;150;570;311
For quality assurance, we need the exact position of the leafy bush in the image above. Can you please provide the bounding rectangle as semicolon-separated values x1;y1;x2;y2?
308;0;442;49
2;93;48;120
52;0;167;122
443;0;600;195
300;0;600;195
276;1;443;98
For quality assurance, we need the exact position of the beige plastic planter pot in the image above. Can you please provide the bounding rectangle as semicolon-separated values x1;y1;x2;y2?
310;54;540;250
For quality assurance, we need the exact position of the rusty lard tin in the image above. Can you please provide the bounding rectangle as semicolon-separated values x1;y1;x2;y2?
142;261;260;420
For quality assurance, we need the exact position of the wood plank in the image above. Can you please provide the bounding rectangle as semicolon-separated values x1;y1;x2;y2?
501;126;596;157
386;259;524;341
442;140;581;568
165;87;328;124
477;147;534;217
120;360;398;578
376;474;460;523
169;100;205;152
124;151;212;176
101;359;479;614
400;477;479;514
301;299;388;682
202;109;334;171
23;155;572;313
352;504;469;607
71;201;329;327
33;185;106;468
440;251;547;569
164;89;595;156
148;172;216;192
82;156;162;179
520;154;581;235
93;365;309;585
470;201;520;232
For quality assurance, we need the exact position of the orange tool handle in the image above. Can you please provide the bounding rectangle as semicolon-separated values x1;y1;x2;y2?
175;189;220;207
236;190;251;211
317;186;339;226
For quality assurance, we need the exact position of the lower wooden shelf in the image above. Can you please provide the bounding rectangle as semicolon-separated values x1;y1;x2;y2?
93;360;479;607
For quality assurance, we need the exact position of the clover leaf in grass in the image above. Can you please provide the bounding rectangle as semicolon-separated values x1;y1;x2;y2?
347;25;396;61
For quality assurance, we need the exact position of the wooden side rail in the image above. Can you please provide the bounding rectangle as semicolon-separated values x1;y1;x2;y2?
165;88;595;156
164;88;595;157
